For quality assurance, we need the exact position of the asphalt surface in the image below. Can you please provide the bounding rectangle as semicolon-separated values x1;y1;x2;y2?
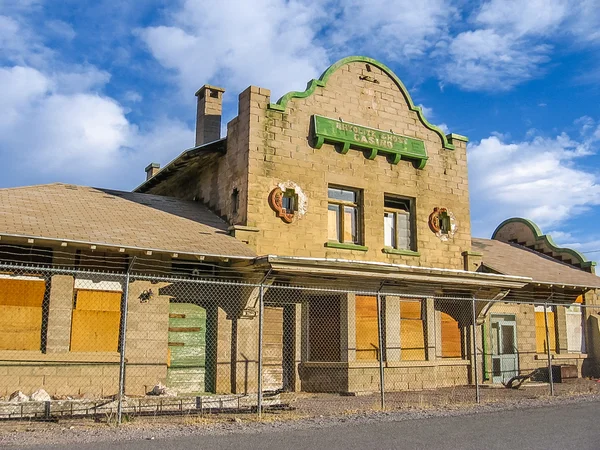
10;400;600;450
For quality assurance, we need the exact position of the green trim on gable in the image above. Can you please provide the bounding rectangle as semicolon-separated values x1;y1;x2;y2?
268;56;461;151
492;217;595;270
447;133;469;143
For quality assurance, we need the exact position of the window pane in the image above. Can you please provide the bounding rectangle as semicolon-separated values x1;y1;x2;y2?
328;187;356;203
501;325;515;355
384;212;395;247
397;211;411;249
491;322;499;355
343;206;358;243
384;196;410;211
328;204;340;241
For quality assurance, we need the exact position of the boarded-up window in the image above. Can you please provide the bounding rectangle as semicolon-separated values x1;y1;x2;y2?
566;305;585;353
441;312;461;358
535;306;556;353
0;276;45;350
308;296;340;361
400;301;425;361
355;296;378;360
70;289;121;352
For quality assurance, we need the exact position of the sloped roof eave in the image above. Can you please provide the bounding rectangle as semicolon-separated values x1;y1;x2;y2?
264;255;531;289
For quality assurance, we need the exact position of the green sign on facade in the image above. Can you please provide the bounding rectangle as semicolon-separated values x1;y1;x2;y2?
312;115;428;169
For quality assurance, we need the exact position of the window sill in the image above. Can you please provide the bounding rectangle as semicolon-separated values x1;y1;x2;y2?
325;241;368;251
301;360;470;369
382;247;420;257
534;353;588;360
0;350;121;363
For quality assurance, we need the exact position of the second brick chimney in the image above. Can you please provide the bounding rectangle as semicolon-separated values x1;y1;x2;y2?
195;85;225;146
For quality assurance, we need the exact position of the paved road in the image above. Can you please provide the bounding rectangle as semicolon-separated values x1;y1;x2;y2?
15;401;600;450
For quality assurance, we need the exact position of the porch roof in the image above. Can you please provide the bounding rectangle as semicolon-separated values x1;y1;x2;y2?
473;238;600;289
0;183;256;259
261;255;530;291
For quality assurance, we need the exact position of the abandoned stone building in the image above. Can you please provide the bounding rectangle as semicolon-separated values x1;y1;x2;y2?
0;56;599;398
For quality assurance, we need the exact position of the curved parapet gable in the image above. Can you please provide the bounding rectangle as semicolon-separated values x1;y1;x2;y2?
268;56;466;151
492;217;596;272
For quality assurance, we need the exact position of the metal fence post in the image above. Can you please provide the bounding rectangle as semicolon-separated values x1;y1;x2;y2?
257;284;264;419
471;297;480;404
116;271;131;425
376;293;385;410
544;302;555;396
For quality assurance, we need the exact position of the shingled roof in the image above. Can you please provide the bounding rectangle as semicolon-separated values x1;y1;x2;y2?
0;183;256;258
473;237;600;288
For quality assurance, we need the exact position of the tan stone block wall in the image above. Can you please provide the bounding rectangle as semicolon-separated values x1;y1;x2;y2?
45;275;74;353
299;364;349;392
239;62;471;269
0;362;121;398
146;105;250;226
484;302;593;379
298;362;469;393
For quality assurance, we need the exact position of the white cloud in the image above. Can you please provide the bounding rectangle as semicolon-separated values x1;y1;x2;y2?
0;8;195;190
438;123;450;134
468;124;600;238
0;65;194;187
327;0;455;59
45;19;76;41
439;29;551;91
565;0;600;43
0;65;195;188
474;0;569;37
418;104;434;118
138;0;329;102
123;90;143;103
0;14;52;67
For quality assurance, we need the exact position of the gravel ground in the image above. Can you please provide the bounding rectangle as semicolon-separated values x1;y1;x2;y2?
1;381;599;448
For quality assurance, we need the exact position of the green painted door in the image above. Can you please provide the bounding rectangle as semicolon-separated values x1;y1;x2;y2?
167;303;206;394
490;315;518;384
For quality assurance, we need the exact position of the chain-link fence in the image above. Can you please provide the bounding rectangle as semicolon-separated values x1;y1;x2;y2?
1;260;599;423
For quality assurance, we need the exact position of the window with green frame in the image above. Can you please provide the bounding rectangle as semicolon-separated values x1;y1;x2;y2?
327;186;361;244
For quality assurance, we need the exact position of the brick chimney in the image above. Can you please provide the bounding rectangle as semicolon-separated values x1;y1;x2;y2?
195;85;225;146
145;162;160;180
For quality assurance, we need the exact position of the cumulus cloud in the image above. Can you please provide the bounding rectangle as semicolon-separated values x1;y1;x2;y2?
436;0;600;91
439;29;551;91
138;0;329;101
468;120;600;238
133;0;600;97
0;5;195;190
474;0;569;37
327;0;455;60
0;64;194;188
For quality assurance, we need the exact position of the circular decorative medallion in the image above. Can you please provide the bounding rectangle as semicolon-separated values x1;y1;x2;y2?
428;207;457;241
268;181;307;224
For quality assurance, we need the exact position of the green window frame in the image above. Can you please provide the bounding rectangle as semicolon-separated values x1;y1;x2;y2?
327;186;362;245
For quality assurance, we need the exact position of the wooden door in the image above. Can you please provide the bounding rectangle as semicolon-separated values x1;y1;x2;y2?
167;303;206;394
490;315;518;384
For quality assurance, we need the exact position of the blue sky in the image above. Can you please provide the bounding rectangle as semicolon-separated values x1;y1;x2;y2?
2;0;600;258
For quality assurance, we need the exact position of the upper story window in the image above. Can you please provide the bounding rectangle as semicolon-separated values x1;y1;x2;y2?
328;186;361;244
384;196;414;250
